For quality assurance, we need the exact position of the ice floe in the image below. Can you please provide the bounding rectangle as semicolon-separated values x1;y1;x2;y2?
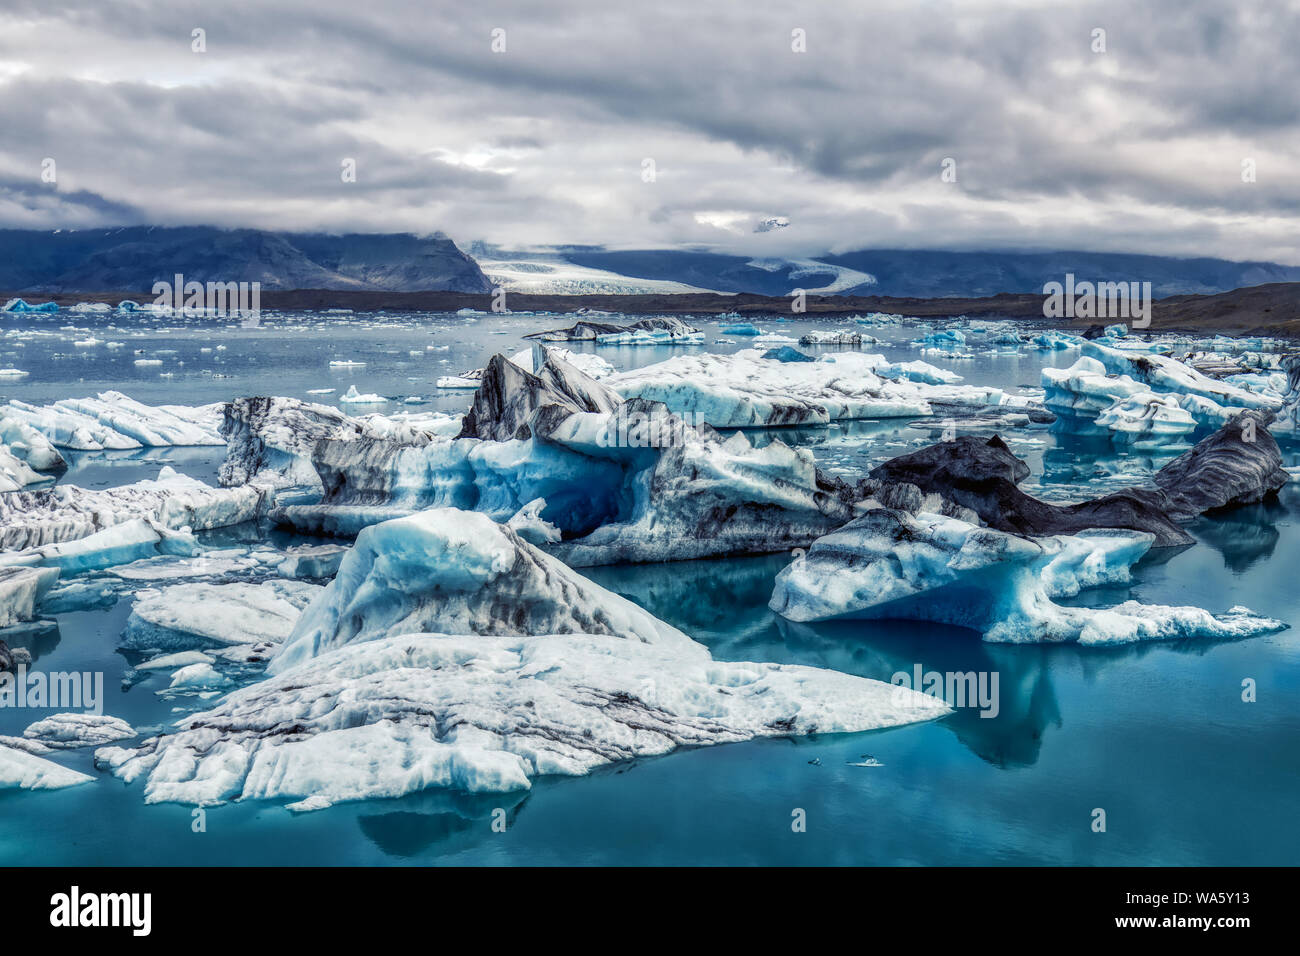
3;391;223;450
23;714;136;749
525;316;703;346
0;744;93;790
125;580;323;651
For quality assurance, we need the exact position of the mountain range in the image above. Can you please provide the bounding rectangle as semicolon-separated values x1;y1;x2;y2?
0;227;492;294
3;227;1299;299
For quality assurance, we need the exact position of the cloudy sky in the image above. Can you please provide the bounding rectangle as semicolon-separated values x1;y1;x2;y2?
1;0;1297;262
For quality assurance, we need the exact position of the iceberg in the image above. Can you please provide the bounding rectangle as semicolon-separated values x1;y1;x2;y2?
1092;394;1197;447
768;508;1286;645
272;354;871;563
3;392;223;450
272;509;697;672
218;396;443;493
0;441;46;492
867;435;1193;546
507;346;615;381
525;316;703;347
1152;409;1289;521
0;412;66;471
97;507;949;807
1;298;59;313
435;373;483;390
339;385;387;405
1030;330;1082;350
277;544;349;579
606;350;933;427
125;580;324;651
0;467;262;552
798;330;883;347
457;351;622;442
0;566;60;627
1081;342;1281;415
23;714;136;749
0;744;93;790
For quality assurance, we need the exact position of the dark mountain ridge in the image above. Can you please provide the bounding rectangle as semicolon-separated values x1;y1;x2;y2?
0;227;491;293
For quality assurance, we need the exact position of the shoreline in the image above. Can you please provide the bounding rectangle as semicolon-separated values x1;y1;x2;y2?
6;281;1299;339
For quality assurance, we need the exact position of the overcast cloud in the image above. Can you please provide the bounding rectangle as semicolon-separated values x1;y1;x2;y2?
1;0;1297;262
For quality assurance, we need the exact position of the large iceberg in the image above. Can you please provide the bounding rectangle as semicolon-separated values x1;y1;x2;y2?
868;435;1193;547
605;350;928;426
272;509;697;672
271;352;869;562
768;508;1286;645
218;396;449;493
96;508;949;807
1044;344;1284;444
1151;409;1289;521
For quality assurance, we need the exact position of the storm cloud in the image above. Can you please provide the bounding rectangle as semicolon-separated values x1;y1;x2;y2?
1;0;1296;261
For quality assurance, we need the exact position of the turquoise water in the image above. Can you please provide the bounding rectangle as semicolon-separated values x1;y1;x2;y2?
1;311;1297;865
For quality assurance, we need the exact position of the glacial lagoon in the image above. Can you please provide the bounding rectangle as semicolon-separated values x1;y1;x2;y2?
1;308;1297;865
